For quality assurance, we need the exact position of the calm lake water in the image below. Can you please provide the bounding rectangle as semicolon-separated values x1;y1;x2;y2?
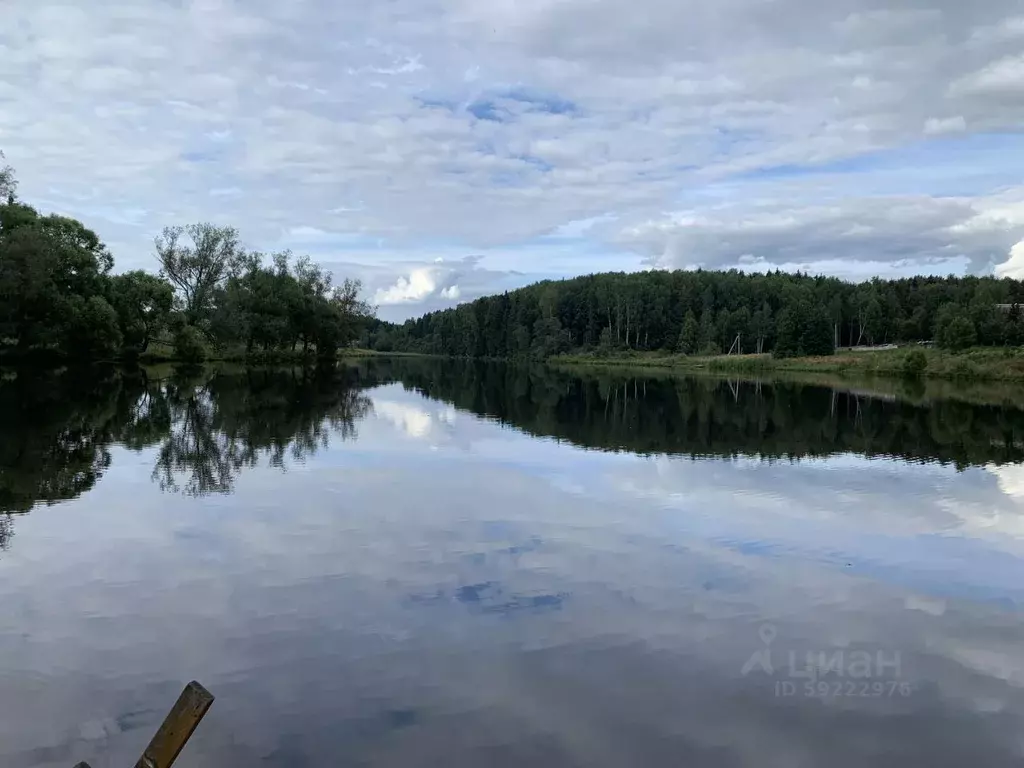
3;359;1024;767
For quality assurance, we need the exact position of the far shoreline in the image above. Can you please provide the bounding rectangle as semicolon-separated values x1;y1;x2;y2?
553;346;1024;384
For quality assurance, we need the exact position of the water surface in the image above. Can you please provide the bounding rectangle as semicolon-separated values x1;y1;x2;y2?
3;360;1024;767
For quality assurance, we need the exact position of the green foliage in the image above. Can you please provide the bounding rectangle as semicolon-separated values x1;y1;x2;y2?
155;223;243;328
0;155;373;361
774;302;834;358
532;315;570;358
0;202;114;353
677;310;698;353
946;317;977;351
64;296;122;358
902;349;928;378
173;324;208;363
212;253;372;359
935;304;977;351
107;271;174;354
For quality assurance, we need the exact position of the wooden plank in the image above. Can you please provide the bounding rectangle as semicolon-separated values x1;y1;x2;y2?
133;681;214;768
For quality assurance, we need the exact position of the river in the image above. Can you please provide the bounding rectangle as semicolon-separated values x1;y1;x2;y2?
2;358;1024;767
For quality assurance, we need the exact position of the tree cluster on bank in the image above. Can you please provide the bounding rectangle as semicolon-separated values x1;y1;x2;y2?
366;269;1024;359
0;154;373;363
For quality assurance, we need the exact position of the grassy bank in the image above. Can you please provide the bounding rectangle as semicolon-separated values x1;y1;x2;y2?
555;346;1024;383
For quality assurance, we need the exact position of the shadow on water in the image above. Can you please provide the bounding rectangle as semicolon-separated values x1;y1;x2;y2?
3;356;1024;529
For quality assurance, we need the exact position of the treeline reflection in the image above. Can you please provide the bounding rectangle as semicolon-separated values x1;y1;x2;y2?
2;359;1024;528
371;358;1024;469
0;365;373;521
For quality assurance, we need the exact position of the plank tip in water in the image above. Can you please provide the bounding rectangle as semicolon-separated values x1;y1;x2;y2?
185;680;215;708
132;680;215;768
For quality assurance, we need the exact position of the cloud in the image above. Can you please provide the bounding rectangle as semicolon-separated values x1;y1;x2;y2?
2;0;1024;318
995;241;1024;280
951;56;1024;96
371;256;478;306
373;268;444;304
620;188;1024;277
924;116;966;135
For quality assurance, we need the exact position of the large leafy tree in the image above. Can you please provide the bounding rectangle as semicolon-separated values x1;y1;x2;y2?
0;202;114;352
155;223;243;329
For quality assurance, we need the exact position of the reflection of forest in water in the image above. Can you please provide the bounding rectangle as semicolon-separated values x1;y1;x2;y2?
3;357;1024;538
0;365;375;529
372;357;1024;468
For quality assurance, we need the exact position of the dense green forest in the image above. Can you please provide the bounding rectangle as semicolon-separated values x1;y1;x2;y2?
0;153;373;363
366;269;1024;359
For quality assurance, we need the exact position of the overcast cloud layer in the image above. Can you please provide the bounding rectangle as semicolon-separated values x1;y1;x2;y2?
2;0;1023;319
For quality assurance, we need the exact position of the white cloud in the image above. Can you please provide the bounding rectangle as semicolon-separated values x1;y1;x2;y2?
951;55;1024;96
924;116;966;135
373;267;443;304
2;0;1023;318
995;241;1024;280
369;256;490;311
619;190;1024;276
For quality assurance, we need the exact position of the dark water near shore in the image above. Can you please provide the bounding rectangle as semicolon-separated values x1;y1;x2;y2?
3;359;1024;767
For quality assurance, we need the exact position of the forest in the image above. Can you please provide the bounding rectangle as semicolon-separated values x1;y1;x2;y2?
366;268;1024;359
0;153;373;363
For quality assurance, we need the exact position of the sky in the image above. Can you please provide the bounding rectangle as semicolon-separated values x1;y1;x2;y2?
2;0;1023;321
